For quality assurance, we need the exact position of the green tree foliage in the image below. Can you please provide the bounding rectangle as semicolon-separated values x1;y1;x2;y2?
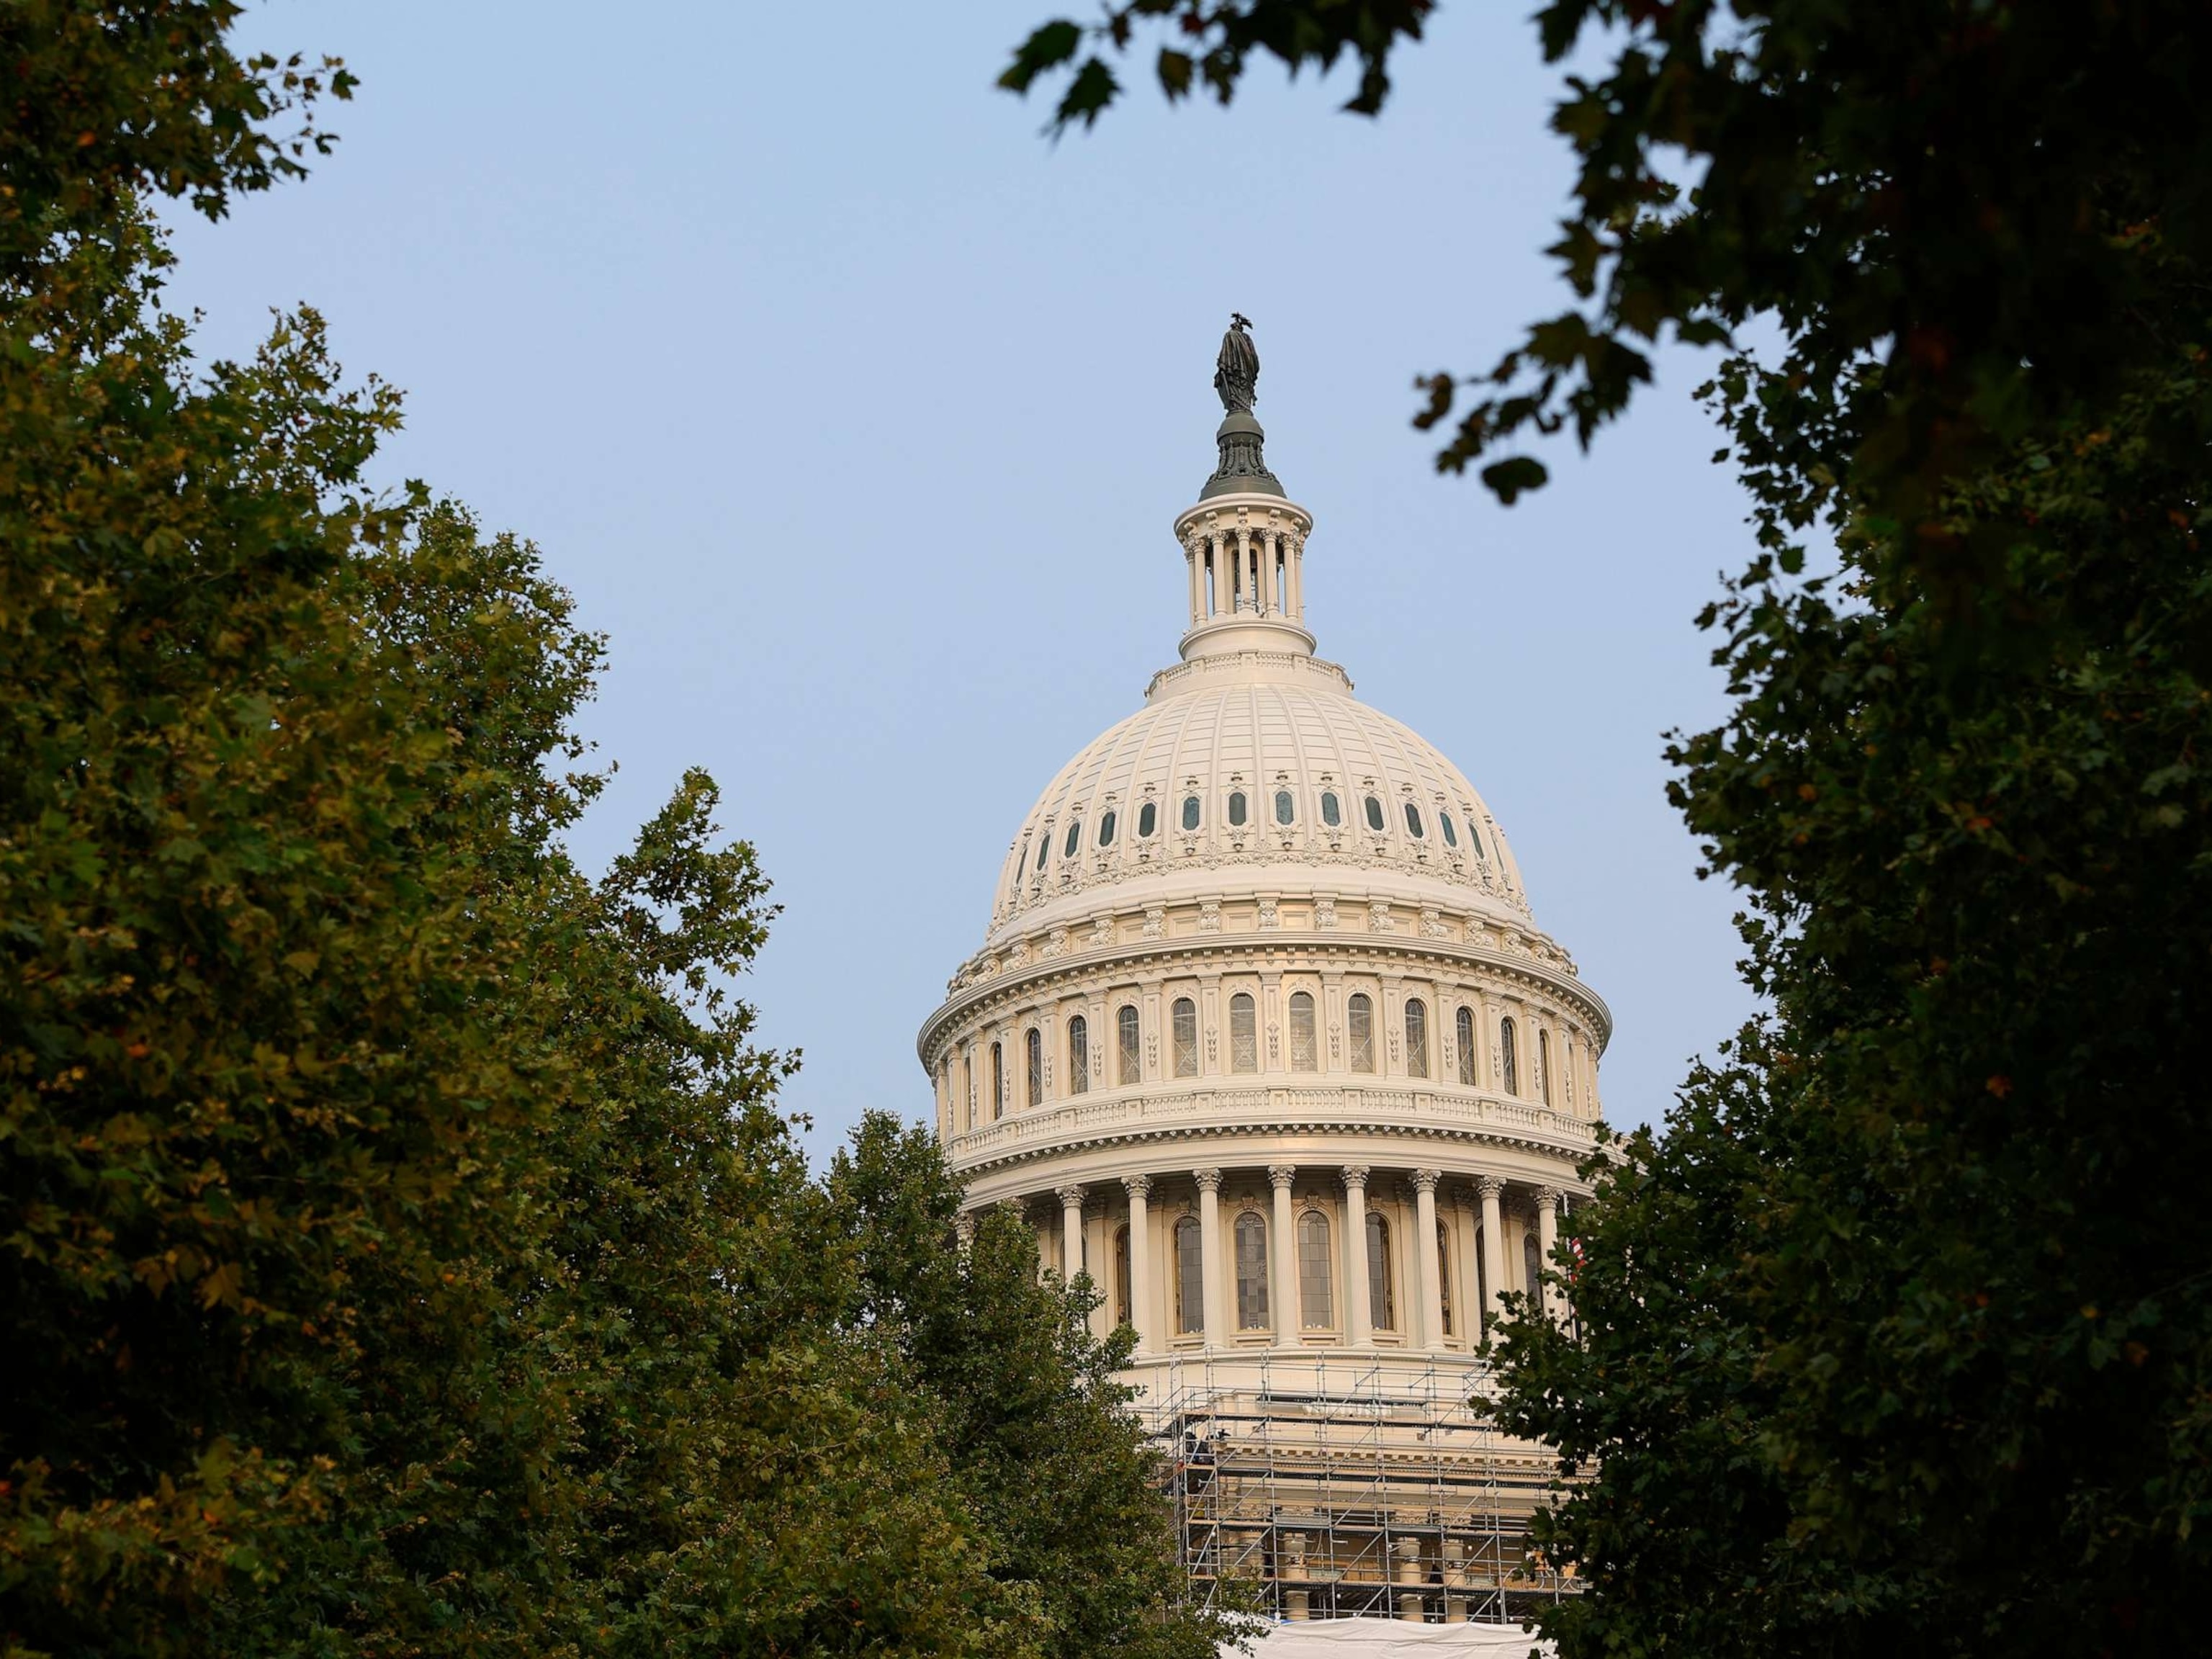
1002;2;2212;1653
4;8;1218;1654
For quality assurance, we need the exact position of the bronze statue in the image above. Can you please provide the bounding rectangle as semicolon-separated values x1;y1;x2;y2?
1213;313;1259;413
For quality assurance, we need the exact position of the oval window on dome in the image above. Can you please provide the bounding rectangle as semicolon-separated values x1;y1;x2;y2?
1404;802;1425;839
1321;791;1341;828
1182;795;1201;832
1097;809;1116;847
1228;791;1248;827
1439;810;1459;848
1364;795;1386;832
1466;813;1488;860
1035;834;1050;871
1138;801;1157;838
1064;820;1082;858
1274;789;1295;826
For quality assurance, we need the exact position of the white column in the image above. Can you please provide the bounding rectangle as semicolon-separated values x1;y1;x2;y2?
1056;1183;1085;1284
954;1210;976;1259
1341;1165;1372;1347
1287;532;1303;621
1187;544;1201;628
1125;1174;1154;1354
1537;1187;1563;1323
1412;1169;1443;1350
1210;534;1228;616
1195;1168;1226;1348
1269;1164;1298;1344
1478;1177;1508;1339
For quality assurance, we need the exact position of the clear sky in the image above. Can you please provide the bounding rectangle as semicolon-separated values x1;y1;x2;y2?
165;1;1762;1151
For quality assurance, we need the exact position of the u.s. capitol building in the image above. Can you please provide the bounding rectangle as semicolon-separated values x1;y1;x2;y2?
920;320;1604;1629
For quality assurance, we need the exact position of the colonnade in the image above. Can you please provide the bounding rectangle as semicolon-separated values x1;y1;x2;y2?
966;1161;1573;1357
1185;523;1303;628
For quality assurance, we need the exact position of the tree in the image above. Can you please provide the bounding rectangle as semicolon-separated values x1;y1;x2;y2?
999;3;2212;1654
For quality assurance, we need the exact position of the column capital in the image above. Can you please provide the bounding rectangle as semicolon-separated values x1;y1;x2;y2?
1123;1172;1153;1202
1193;1167;1225;1195
1340;1164;1370;1192
1055;1182;1086;1208
1267;1163;1298;1192
1477;1174;1506;1200
1411;1168;1442;1195
1535;1184;1563;1208
954;1212;976;1247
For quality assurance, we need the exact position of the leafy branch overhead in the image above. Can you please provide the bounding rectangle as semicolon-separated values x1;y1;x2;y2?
1003;0;2212;535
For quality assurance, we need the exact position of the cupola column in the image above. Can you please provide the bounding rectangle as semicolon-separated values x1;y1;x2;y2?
1342;1166;1373;1347
1195;1169;1226;1348
1478;1177;1509;1339
1268;1165;1298;1345
1125;1174;1154;1354
1412;1169;1444;1350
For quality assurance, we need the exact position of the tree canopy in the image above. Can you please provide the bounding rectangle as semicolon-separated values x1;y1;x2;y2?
1003;3;2212;1655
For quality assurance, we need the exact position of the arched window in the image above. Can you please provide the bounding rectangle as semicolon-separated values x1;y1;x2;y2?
1064;820;1082;858
1348;993;1375;1074
1523;1228;1543;1300
1321;791;1341;828
1229;992;1258;1074
1366;1210;1395;1329
1117;1004;1141;1085
1538;1028;1553;1106
1113;1225;1131;1327
1298;1211;1335;1328
1438;1219;1456;1336
1227;790;1248;827
1403;801;1425;839
1455;1007;1475;1087
1439;810;1459;848
1500;1017;1519;1097
1097;809;1116;847
1235;1211;1269;1328
1404;997;1429;1079
1364;794;1387;832
1026;1027;1043;1106
1172;997;1199;1078
1174;1215;1204;1334
1288;991;1317;1072
1138;800;1157;838
1068;1015;1089;1094
991;1040;1006;1119
1274;789;1295;826
1181;795;1201;832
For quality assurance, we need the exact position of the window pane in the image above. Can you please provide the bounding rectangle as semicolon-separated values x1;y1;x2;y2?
1035;834;1049;870
1098;809;1116;847
1501;1017;1519;1096
1298;1213;1335;1328
1321;791;1341;827
1235;1212;1269;1328
1349;994;1375;1074
1403;801;1424;838
1172;997;1199;1078
1176;1216;1205;1334
1367;1212;1395;1328
1467;817;1488;860
1182;795;1201;832
1288;991;1317;1073
1027;1028;1043;1105
1230;992;1258;1074
1405;998;1429;1079
992;1041;1006;1118
1064;820;1082;858
1138;801;1157;838
1068;1015;1089;1094
1118;1005;1141;1084
1455;1008;1475;1087
1438;1220;1455;1336
1364;795;1385;832
1227;791;1248;827
1524;1229;1543;1300
1115;1226;1131;1326
1539;1028;1552;1105
1274;789;1295;825
1439;810;1458;848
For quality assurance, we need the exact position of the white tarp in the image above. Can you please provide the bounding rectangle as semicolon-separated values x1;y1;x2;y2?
1249;1618;1552;1659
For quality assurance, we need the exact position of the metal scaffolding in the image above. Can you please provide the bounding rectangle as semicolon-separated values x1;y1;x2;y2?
1136;1354;1575;1624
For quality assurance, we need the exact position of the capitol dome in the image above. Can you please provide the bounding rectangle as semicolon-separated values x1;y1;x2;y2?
921;322;1606;1631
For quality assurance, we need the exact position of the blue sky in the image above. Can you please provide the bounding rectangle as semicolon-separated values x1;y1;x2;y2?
166;1;1761;1151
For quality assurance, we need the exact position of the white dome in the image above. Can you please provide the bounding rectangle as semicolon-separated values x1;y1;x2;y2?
987;650;1532;947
